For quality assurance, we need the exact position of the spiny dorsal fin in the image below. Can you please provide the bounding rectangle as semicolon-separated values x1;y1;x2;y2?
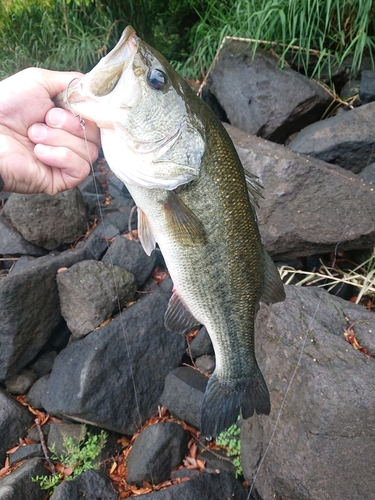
165;291;201;334
137;207;156;256
244;171;264;209
163;191;207;246
260;250;286;305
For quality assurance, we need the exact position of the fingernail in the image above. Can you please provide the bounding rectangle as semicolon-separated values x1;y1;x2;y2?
30;123;47;140
34;143;50;155
49;108;64;127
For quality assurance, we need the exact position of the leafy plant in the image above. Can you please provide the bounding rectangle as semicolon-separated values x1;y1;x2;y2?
32;425;107;494
216;418;242;478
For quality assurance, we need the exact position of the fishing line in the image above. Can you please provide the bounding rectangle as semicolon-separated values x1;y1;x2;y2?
247;143;375;499
74;104;156;485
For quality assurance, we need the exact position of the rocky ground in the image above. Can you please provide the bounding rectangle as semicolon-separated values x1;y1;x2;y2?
0;44;374;500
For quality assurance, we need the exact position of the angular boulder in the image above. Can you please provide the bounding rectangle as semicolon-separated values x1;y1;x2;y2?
241;285;375;500
4;188;87;250
226;124;375;259
42;289;186;435
57;260;136;338
288;101;375;173
210;42;332;143
0;248;93;380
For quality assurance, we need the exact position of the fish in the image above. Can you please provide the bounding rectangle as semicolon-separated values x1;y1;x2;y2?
56;26;286;437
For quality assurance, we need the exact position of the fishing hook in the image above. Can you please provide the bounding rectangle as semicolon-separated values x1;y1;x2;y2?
65;77;82;118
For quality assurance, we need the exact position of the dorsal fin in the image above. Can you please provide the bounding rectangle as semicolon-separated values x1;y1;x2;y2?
244;171;264;209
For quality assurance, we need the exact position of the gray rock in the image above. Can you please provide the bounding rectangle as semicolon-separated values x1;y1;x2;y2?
8;444;43;466
103;208;134;233
127;422;188;486
199;449;235;476
0;458;48;500
190;327;214;358
42;289;186;435
210;43;332;143
5;369;37;394
50;469;117;500
359;70;375;104
288;101;375;173
47;423;86;457
102;236;157;287
241;285;375;500
135;470;247;499
10;255;37;274
4;188;87;250
195;355;215;375
56;260;136;338
0;218;46;256
359;162;375;184
0;388;33;467
226;123;375;259
30;351;57;378
0;247;93;379
26;375;50;409
160;367;208;429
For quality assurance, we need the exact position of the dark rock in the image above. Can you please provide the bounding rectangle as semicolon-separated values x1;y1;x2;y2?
46;321;71;351
136;470;247;499
0;247;93;379
0;218;46;256
30;351;57;378
26;375;50;409
359;70;375;104
127;422;188;486
0;388;33;467
171;469;199;480
199;449;235;476
190;327;214;358
0;458;49;500
75;226;111;260
160;367;208;429
78;174;103;195
56;260;136;338
42;289;186;435
210;43;332;143
10;255;37;274
107;176;129;198
47;423;86;457
359;162;375;184
5;369;37;394
195;355;215;375
8;444;44;466
241;285;375;500
201;87;229;123
226;123;375;259
340;79;360;100
102;236;157;287
103;208;134;233
4;188;88;250
50;469;117;500
288;101;375;173
26;423;49;444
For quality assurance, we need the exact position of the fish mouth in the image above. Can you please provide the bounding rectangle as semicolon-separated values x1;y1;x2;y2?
54;26;139;120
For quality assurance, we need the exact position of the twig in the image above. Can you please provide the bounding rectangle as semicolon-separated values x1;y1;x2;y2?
192;434;234;464
35;418;55;474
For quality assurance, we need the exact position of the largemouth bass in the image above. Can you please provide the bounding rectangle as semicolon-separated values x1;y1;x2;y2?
56;26;285;437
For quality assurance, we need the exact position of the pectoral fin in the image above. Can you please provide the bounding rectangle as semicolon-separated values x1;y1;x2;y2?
162;191;207;247
137;207;156;256
165;291;201;334
260;251;286;304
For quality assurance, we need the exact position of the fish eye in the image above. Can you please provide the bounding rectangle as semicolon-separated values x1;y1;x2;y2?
147;69;167;90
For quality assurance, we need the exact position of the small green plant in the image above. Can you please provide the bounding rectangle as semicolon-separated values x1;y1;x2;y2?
216;418;242;478
32;425;107;494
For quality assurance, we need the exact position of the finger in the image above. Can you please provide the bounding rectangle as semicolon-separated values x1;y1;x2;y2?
34;144;91;187
28;123;99;164
45;108;101;147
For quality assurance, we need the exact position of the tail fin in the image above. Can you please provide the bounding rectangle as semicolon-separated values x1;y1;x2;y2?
200;368;270;437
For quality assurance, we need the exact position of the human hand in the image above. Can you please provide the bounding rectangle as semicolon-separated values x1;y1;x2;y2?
0;67;101;194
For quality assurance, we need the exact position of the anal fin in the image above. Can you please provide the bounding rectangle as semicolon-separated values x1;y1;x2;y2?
165;291;201;334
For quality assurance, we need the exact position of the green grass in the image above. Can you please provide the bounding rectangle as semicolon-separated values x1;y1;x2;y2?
178;0;375;81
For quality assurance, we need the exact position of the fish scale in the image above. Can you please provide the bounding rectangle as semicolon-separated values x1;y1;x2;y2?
56;25;285;437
